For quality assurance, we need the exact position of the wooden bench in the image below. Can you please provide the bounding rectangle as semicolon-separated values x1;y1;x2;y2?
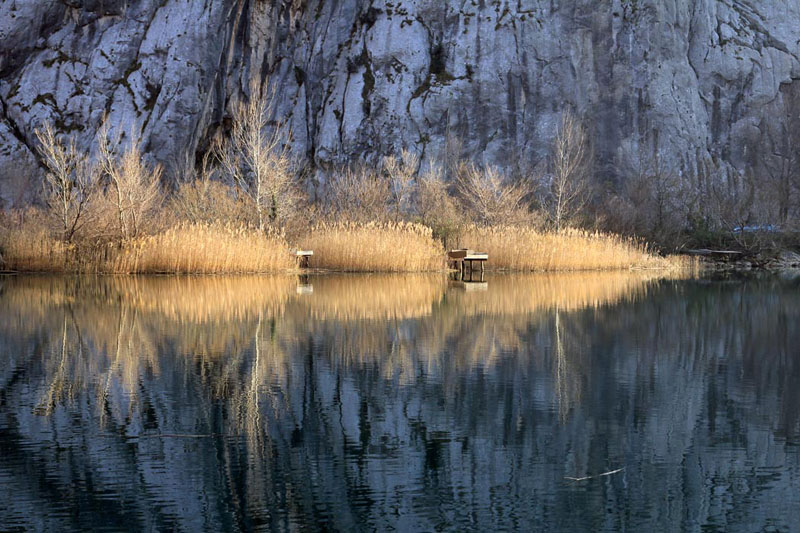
448;249;488;276
295;250;313;268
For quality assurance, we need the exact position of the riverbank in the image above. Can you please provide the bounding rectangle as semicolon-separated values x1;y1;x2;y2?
693;249;800;272
0;216;690;274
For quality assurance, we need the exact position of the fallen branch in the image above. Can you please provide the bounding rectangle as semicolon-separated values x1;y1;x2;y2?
565;467;625;482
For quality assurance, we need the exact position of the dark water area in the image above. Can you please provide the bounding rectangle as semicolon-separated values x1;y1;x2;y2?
0;272;799;532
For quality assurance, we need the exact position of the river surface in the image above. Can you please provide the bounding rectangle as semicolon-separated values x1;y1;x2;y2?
0;272;799;532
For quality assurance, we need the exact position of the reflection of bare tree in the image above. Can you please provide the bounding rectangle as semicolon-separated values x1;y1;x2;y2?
549;304;594;425
35;316;75;416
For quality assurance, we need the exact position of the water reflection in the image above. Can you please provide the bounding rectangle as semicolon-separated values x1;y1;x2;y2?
1;273;798;531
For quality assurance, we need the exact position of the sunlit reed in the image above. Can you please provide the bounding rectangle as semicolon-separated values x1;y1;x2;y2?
0;224;69;272
111;223;295;273
458;225;690;271
301;222;444;272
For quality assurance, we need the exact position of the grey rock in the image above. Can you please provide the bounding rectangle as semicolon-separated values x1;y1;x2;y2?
772;250;800;268
1;0;800;202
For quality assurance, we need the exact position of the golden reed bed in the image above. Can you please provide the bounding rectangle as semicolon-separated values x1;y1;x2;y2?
300;222;444;272
1;220;691;273
456;226;690;271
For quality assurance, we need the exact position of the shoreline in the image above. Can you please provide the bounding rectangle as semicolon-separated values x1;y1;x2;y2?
0;264;707;276
694;250;800;272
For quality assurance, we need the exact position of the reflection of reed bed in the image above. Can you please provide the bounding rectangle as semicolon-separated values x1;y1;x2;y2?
103;275;296;323
1;275;295;322
295;274;447;321
0;272;689;402
443;271;686;316
0;282;53;328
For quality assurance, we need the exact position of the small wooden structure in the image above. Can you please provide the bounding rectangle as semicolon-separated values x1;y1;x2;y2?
448;249;488;277
295;250;313;268
686;249;742;259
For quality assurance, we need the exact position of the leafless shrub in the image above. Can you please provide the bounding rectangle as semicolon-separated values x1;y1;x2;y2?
34;122;99;242
326;165;390;222
168;152;249;227
608;158;691;246
455;162;532;226
172;180;253;227
97;123;162;241
214;80;303;231
415;163;464;247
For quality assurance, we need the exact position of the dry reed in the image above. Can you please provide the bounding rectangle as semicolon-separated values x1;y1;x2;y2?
3;211;694;274
111;223;295;273
457;225;689;271
301;221;444;272
0;223;69;271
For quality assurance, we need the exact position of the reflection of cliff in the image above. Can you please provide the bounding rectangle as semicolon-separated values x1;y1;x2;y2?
1;274;799;530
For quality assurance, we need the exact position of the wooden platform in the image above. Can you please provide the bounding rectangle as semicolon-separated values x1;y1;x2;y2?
448;249;488;276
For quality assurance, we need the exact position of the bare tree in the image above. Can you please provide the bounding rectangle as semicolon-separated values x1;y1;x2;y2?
98;123;162;241
455;163;532;226
541;111;592;230
382;149;419;220
215;80;300;231
613;153;691;245
34;122;99;242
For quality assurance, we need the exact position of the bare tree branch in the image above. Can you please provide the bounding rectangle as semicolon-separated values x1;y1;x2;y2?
541;111;592;230
214;79;300;231
34;122;99;242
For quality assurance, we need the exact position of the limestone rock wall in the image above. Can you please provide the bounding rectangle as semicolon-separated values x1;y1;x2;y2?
1;0;799;201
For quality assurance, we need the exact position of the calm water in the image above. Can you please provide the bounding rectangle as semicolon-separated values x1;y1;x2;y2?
1;272;799;532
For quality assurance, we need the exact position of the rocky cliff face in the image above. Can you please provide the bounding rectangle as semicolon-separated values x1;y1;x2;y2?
2;0;800;201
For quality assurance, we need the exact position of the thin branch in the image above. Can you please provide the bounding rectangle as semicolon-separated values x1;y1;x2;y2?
565;467;625;482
